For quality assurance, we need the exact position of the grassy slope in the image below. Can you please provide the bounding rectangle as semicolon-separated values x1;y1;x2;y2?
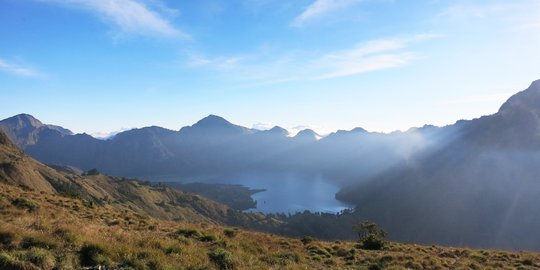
1;183;540;270
0;129;281;230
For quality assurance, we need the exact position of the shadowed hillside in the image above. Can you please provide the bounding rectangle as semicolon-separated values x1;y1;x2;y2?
0;129;280;228
336;80;540;250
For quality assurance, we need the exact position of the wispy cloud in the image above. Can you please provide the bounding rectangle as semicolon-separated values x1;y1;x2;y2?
40;0;188;39
292;0;362;27
90;127;133;139
187;33;439;84
0;58;43;77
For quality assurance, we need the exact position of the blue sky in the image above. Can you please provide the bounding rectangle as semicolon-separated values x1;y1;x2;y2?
1;0;539;137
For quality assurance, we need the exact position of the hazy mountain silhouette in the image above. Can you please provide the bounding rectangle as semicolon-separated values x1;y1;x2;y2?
1;113;434;181
336;79;540;250
293;129;320;142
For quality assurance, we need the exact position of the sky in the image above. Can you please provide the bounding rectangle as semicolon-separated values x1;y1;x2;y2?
1;0;540;137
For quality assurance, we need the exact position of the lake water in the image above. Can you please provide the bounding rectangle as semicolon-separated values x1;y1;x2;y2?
180;171;352;214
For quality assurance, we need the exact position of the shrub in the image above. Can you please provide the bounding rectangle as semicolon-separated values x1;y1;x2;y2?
334;248;349;257
84;168;100;176
353;221;387;250
199;233;218;242
21;235;58;250
172;228;203;239
0;231;17;248
300;236;314;245
172;228;217;242
24;248;55;270
0;252;40;270
53;228;79;245
147;259;166;270
208;248;234;270
164;244;182;255
265;252;300;265
360;234;385;250
79;243;109;267
11;198;39;212
223;229;236;238
307;245;331;258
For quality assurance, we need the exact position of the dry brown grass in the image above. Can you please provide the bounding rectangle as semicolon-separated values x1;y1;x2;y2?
1;182;539;269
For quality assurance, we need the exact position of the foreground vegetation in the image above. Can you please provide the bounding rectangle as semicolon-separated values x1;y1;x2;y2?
1;183;539;270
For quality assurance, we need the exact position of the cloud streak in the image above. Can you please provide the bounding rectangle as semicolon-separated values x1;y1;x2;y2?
187;33;439;84
0;58;42;77
292;0;362;27
41;0;188;39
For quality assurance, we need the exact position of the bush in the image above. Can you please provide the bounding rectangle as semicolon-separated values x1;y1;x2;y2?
199;233;218;242
79;243;109;267
172;228;217;242
84;168;100;176
0;253;17;269
301;236;314;245
360;234;385;250
21;235;58;250
164;244;182;255
522;259;534;266
24;248;55;270
0;231;17;248
353;221;387;250
11;198;39;212
262;252;300;266
0;252;40;270
208;248;234;270
53;228;79;245
223;229;237;238
172;228;203;239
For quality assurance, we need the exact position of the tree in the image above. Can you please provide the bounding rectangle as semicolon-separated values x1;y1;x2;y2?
353;221;387;250
84;168;100;176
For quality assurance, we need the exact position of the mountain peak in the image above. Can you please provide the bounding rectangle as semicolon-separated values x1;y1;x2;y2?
498;79;540;116
351;127;367;133
194;114;232;127
268;126;289;135
180;114;253;137
2;113;44;129
294;129;320;141
0;114;73;148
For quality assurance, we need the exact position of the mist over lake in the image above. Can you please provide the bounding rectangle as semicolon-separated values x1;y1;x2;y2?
144;171;352;214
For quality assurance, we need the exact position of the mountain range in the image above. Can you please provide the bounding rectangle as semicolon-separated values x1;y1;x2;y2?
0;113;439;185
2;79;540;250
